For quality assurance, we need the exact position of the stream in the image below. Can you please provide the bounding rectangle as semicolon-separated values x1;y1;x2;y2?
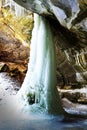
0;72;87;130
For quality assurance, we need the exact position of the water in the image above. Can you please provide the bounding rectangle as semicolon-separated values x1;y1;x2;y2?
0;114;87;130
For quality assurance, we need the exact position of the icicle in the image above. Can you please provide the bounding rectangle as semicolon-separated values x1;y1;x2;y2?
17;13;64;115
15;2;25;17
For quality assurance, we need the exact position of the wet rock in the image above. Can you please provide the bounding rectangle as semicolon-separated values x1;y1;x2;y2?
62;97;87;114
62;92;81;103
0;62;9;72
78;98;87;104
59;89;87;104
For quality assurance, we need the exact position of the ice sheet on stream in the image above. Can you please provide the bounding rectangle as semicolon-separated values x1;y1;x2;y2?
0;72;20;119
0;72;87;118
0;73;87;129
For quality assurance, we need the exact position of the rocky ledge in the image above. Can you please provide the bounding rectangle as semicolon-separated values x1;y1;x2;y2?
0;31;29;84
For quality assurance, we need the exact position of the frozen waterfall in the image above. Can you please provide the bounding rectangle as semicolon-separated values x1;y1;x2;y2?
17;14;64;115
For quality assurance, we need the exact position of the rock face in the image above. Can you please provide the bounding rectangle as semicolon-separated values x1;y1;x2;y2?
0;31;29;84
13;0;87;89
0;32;29;64
13;0;87;28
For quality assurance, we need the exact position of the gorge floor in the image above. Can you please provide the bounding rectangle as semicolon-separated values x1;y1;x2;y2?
0;72;87;130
